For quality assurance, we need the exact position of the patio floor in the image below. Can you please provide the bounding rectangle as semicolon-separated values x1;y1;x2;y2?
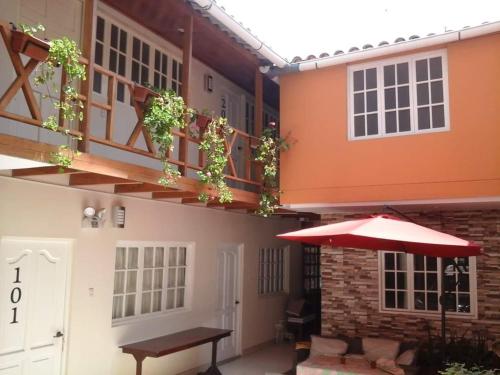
219;342;295;375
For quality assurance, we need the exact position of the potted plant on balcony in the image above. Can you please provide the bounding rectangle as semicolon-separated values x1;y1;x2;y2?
197;117;233;204
11;23;50;61
142;89;194;187
133;83;159;104
14;23;86;170
254;123;292;217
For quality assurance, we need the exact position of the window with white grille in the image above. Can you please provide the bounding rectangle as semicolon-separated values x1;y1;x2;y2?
112;242;192;324
258;247;289;295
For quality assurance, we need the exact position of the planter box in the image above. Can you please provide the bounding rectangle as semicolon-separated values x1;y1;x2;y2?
11;30;50;61
133;84;158;104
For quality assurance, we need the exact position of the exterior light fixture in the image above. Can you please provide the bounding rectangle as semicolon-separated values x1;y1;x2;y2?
82;207;106;228
204;74;213;92
112;206;126;228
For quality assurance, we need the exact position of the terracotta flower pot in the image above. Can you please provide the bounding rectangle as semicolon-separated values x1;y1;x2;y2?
196;114;212;131
133;84;158;104
11;30;50;61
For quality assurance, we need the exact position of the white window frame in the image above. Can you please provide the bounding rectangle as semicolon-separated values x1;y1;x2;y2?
378;251;478;319
112;241;195;326
258;247;290;296
347;49;450;140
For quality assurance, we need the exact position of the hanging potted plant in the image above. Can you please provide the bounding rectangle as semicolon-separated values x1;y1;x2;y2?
133;83;158;105
254;123;292;217
15;23;86;170
143;89;194;187
197;117;233;203
11;23;50;61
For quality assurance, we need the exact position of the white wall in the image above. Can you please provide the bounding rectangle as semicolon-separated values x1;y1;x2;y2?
0;176;301;375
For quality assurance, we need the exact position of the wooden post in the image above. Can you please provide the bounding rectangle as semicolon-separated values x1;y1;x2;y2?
78;0;97;152
179;15;193;176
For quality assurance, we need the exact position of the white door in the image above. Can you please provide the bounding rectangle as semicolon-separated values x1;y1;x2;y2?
216;244;241;361
0;238;71;375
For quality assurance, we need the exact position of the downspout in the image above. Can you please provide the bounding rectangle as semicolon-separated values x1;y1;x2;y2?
190;0;289;68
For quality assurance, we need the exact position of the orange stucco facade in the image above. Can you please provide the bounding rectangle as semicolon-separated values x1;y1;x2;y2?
280;33;500;205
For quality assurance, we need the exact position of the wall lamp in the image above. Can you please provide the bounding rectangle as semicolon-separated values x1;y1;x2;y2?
82;207;106;228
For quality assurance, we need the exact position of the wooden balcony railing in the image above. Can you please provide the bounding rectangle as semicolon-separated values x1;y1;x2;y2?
0;21;262;191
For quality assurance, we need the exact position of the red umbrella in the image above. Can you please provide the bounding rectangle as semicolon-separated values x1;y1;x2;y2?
277;214;481;349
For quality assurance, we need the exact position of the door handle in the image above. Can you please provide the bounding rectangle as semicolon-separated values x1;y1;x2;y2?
53;331;64;338
235;300;240;305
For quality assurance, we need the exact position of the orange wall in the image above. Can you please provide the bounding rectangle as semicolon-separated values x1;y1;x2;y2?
280;33;500;205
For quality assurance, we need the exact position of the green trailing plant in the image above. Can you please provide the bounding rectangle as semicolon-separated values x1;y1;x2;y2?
143;90;194;186
18;23;86;170
439;363;497;375
254;126;291;217
197;117;233;203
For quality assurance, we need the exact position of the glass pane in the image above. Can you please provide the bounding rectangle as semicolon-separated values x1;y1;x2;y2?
176;288;185;308
398;109;411;132
169;247;177;266
117;82;125;102
155;50;161;70
177;267;186;287
144;247;154;268
93;71;102;93
153;291;162;312
366;91;377;112
115;247;126;269
414;273;425;290
426;257;437;271
142;43;150;64
118;54;126;76
457;257;469;272
397;291;407;309
431;81;444;103
133;38;140;60
397;86;410;108
114;271;125;294
128;248;138;269
154;269;163;289
131;61;139;83
119;30;127;53
354;116;365;137
126;271;137;293
110;24;118;48
417;83;429;105
432;105;445;128
445;292;457;312
354;93;364;114
427;273;438;291
109;49;117;72
125;294;135;317
414;292;425;310
429;57;443;79
418;107;431;130
428;292;438;310
168;268;176;287
458;294;470;313
366;68;377;89
415;59;428;82
178;248;187;266
385;88;396;110
397;272;406;289
95;42;103;65
397;63;409;84
367;114;378;135
384;65;395;87
385;291;396;308
414;255;424;271
143;269;152;291
96;17;105;41
141;292;151;314
396;253;407;270
385;272;395;289
162;54;167;74
385;111;397;133
112;296;123;319
384;253;395;270
458;273;470;292
155;247;164;267
141;66;149;85
166;290;175;309
353;70;364;91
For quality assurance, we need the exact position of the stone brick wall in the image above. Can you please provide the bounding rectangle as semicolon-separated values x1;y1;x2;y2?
319;209;500;341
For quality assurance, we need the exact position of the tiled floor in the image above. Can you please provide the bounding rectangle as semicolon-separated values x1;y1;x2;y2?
219;342;295;375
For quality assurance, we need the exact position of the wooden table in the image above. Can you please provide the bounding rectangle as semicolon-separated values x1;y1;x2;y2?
120;327;232;375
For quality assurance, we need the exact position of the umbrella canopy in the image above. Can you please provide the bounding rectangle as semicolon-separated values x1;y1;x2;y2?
277;214;481;257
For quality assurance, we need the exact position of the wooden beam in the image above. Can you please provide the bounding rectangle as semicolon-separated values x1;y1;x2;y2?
69;173;136;186
114;183;176;193
11;166;80;177
78;0;97;152
181;197;204;204
153;191;198;199
178;15;193;176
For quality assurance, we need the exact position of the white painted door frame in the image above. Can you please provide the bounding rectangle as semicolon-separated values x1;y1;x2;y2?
0;237;73;375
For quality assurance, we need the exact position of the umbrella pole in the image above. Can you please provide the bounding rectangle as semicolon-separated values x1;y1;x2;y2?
440;257;447;361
